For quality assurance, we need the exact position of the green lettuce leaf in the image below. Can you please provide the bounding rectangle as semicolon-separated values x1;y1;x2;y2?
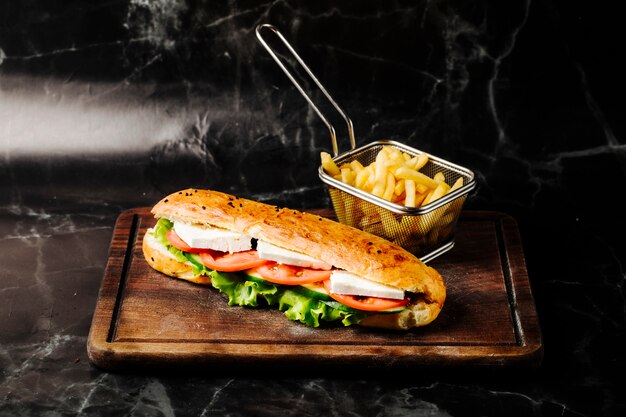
153;218;188;263
210;271;366;327
210;271;278;307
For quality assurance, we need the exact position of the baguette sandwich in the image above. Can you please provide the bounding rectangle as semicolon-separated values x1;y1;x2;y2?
142;188;446;330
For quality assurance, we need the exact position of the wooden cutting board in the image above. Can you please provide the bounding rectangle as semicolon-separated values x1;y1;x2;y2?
87;208;543;371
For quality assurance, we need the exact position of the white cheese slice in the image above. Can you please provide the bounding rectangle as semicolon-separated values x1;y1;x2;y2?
256;241;332;270
329;270;405;300
173;222;252;253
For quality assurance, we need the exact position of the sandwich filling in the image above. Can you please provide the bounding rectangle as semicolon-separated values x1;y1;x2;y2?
149;218;411;327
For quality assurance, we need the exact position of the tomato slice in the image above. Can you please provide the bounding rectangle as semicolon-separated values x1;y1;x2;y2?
199;250;269;272
252;263;332;285
166;229;205;253
322;280;409;312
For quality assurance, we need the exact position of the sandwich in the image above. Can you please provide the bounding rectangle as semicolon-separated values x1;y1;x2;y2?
142;188;446;330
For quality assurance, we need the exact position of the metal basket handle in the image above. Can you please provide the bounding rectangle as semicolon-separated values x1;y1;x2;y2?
255;24;356;157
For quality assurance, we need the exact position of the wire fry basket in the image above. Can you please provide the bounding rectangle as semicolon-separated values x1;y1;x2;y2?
256;24;476;262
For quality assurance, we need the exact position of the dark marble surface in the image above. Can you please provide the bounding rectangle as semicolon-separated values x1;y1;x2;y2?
1;1;625;416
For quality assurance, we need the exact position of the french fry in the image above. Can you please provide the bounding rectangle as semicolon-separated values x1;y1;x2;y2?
392;192;406;204
377;206;399;239
359;212;381;229
320;152;340;176
350;160;364;172
394;166;438;189
355;168;370;189
386;147;403;161
400;216;422;236
416;183;429;194
341;168;355;186
415;153;429;170
422;182;450;206
449;177;464;192
433;172;446;183
342;193;359;228
405;153;428;171
363;166;376;193
374;150;388;184
394;179;406;196
405;179;416;207
371;181;385;198
404;156;419;170
414;191;428;207
382;172;396;201
362;222;385;237
421;190;433;206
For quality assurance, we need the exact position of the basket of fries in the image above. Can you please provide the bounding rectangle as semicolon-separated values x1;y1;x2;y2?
256;24;475;261
319;141;475;261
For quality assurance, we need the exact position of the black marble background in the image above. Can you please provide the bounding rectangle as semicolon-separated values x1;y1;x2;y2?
1;1;624;416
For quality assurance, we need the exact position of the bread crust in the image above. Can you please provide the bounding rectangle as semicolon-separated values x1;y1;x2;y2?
358;300;441;330
142;232;213;285
146;188;446;329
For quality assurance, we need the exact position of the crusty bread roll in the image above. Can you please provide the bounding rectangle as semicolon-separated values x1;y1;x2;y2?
143;188;446;329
